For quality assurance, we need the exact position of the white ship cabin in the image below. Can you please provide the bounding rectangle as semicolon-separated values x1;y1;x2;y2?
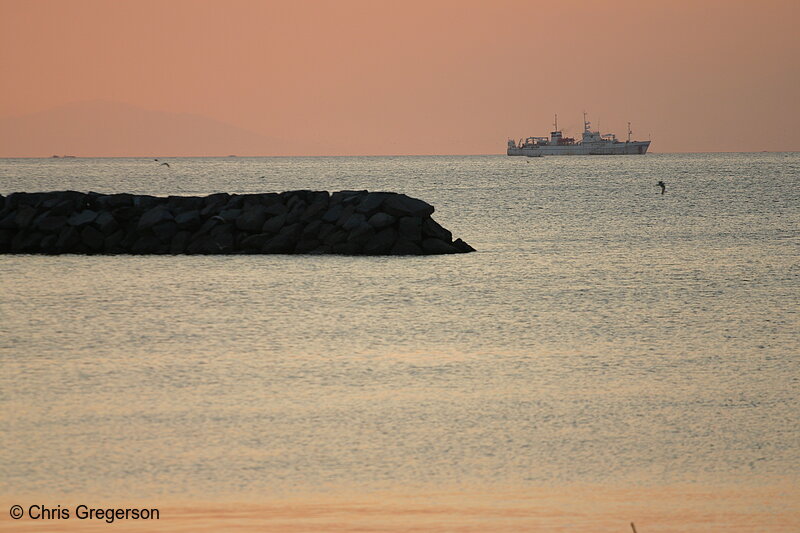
549;130;575;146
580;116;620;144
581;119;602;143
511;136;549;149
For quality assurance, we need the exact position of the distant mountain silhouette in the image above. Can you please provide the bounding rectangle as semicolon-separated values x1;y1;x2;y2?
0;101;298;157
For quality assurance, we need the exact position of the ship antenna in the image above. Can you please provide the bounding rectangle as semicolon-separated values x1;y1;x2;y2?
583;111;589;132
627;122;632;143
554;114;558;131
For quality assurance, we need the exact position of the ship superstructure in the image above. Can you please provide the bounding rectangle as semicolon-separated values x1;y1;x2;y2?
507;113;651;156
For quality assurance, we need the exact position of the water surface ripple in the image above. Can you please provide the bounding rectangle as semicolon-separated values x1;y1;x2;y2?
1;154;797;508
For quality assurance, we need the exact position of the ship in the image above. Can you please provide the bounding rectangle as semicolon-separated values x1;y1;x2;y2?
507;113;651;156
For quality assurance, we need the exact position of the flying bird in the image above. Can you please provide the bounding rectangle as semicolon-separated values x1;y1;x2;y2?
160;162;170;168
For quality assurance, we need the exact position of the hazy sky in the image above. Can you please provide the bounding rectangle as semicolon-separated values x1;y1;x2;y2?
1;0;798;155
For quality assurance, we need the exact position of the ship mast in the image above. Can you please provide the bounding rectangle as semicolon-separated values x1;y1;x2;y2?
553;114;558;132
627;122;632;143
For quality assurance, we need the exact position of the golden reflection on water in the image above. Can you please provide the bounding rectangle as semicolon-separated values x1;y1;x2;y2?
2;154;798;531
3;483;798;532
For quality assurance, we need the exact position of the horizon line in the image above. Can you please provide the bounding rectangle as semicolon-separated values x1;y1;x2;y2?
1;150;798;159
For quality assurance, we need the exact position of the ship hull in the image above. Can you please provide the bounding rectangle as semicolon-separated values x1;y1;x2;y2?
508;140;650;156
506;147;542;157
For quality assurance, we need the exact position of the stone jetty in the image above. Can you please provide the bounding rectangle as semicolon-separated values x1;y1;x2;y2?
0;190;475;255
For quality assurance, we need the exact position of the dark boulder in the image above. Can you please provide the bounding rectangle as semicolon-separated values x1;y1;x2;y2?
193;217;222;238
0;211;17;230
347;222;375;246
11;230;44;252
15;205;39;229
331;190;366;205
48;199;80;216
367;212;395;229
167;195;204;211
391;239;424;256
210;222;235;243
56;226;82;252
279;222;303;242
261;193;282;206
363;227;397;255
218;208;242;223
6;192;45;209
138;206;173;231
336;205;356;226
67;209;98;227
152;221;179;243
421;238;458;254
40;234;58;254
185;235;214;254
355;192;387;216
322;203;344;223
169;231;192;254
310;244;332;255
311;191;330;204
111;206;140;222
295;239;322;253
131;235;165;254
383;193;434;218
174;210;202;231
262;213;287;234
210;230;235;253
133;195;159;210
104;230;126;253
102;193;134;209
332;241;362;255
119;229;140;250
397;216;423;242
201;193;230;216
285;203;306;225
224;195;245;210
236;205;268;232
243;193;272;208
301;219;323;239
317;222;336;241
94;211;119;235
301;199;329;222
423;217;452;243
0;229;12;251
40;195;66;209
323;229;348;246
262;233;295;254
240;233;273;252
37;215;68;233
285;193;307;212
80;225;105;251
264;202;288;216
204;192;230;207
453;238;476;253
342;213;367;231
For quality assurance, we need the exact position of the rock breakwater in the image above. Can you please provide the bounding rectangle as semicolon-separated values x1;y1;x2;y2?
0;190;475;255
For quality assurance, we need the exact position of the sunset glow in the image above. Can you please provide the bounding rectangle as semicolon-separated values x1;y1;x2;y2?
1;0;798;156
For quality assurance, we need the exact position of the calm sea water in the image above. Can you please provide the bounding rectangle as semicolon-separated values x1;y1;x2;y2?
1;154;798;529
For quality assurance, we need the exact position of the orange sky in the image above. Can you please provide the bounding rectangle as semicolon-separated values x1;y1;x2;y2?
1;0;798;156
